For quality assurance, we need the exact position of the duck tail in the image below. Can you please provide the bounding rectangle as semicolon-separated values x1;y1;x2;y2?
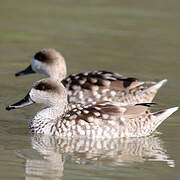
151;107;179;132
141;79;168;102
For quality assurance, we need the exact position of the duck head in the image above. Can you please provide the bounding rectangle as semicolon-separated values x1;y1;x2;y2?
6;78;68;111
15;49;67;80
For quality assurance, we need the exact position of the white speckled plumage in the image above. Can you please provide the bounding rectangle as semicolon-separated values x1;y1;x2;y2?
15;49;167;105
6;78;178;138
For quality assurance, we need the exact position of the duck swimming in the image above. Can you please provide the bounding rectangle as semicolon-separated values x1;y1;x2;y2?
15;49;167;105
6;78;178;138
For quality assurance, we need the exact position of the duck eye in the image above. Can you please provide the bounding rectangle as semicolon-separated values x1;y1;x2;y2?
37;84;46;91
34;82;53;91
34;52;46;61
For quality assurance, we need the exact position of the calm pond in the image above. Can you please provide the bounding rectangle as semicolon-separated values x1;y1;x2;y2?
0;0;180;179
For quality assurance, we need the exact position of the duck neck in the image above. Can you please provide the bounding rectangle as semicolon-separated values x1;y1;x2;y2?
29;100;68;134
43;105;67;119
50;70;66;81
49;61;67;81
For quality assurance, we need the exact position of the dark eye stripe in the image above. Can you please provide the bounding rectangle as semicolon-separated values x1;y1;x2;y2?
34;51;54;64
34;52;47;62
34;82;58;92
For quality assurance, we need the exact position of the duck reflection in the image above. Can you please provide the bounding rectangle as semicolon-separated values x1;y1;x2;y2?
25;135;175;179
25;135;64;180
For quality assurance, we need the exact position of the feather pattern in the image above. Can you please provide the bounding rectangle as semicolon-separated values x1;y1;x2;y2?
6;78;178;138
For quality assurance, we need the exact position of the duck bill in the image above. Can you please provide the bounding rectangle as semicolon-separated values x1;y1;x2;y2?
15;65;36;77
6;93;35;111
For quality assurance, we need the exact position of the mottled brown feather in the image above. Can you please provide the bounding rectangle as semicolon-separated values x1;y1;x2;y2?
62;71;144;92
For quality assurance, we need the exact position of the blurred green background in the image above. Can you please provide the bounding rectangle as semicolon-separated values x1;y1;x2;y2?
0;0;179;179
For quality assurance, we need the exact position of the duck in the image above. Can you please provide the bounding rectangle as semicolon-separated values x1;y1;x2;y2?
6;78;178;138
15;49;167;105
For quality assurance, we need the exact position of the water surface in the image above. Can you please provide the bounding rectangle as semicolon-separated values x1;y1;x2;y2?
0;0;180;179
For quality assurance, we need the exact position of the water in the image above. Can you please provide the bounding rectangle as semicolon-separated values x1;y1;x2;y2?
0;0;180;179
